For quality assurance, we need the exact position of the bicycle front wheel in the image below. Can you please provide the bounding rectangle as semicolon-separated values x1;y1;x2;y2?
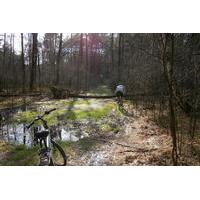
50;139;67;166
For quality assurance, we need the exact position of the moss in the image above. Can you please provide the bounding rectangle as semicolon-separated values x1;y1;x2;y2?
73;99;90;105
100;124;113;132
76;138;99;152
56;101;118;121
65;103;117;120
10;99;118;126
0;144;39;166
0;141;13;152
124;99;133;105
0;97;32;110
44;109;66;125
13;111;39;123
88;85;112;95
12;108;67;126
61;100;71;106
88;109;108;119
100;123;121;134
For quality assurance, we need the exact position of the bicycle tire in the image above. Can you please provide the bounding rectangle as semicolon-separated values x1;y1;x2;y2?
50;139;67;166
39;148;51;166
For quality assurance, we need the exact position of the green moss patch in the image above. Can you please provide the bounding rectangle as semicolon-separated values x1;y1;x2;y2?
13;111;39;123
10;99;119;126
0;143;39;166
0;97;32;110
100;124;113;132
62;102;117;121
88;85;113;96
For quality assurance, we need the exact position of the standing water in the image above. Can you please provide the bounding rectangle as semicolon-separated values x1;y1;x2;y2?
0;105;81;147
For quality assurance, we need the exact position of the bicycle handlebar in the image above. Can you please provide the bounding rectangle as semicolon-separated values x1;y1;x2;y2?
26;108;56;129
44;108;56;115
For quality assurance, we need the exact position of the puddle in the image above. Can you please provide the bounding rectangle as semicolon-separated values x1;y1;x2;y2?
0;122;85;147
0;98;117;148
0;124;33;147
89;152;107;165
60;129;79;142
0;102;94;147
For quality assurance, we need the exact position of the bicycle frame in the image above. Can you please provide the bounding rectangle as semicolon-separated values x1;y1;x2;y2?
27;108;67;166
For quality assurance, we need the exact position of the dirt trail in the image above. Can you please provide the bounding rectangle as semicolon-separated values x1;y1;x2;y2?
67;103;173;166
0;98;173;165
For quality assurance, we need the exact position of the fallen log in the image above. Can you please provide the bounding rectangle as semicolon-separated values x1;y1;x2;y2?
69;94;116;99
0;93;41;97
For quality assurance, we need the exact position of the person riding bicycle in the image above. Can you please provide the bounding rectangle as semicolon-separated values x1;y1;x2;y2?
115;84;126;98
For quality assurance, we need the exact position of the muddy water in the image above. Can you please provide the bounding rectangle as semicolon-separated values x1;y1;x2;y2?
0;98;115;148
0;123;82;147
0;124;32;146
0;97;95;147
0;105;82;147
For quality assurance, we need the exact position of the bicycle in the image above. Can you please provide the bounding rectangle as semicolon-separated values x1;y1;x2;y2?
27;108;67;166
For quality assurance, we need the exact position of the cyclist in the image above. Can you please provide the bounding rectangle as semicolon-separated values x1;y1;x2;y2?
115;84;126;98
115;84;125;108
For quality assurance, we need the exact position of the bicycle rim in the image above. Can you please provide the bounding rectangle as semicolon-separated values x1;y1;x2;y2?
50;139;67;166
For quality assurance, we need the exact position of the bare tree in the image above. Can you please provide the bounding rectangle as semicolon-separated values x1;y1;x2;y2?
55;33;63;85
21;33;25;92
30;33;38;91
118;33;122;82
3;33;7;91
111;33;114;73
159;33;178;165
85;33;89;90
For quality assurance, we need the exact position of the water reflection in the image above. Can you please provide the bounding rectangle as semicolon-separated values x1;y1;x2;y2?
0;123;81;147
0;124;33;147
61;129;79;142
0;102;88;147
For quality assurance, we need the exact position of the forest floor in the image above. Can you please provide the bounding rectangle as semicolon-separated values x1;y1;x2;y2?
1;96;199;166
63;101;173;165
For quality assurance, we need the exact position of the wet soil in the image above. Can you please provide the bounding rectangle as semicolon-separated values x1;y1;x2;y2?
0;98;173;165
65;104;173;166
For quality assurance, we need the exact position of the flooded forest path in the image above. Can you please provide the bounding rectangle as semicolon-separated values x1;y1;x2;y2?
66;100;172;166
0;96;172;165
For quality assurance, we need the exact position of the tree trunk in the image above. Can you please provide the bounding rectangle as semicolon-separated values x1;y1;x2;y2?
118;33;122;82
55;33;63;85
30;33;38;91
111;33;114;73
21;33;25;93
12;34;15;88
37;52;41;90
85;33;89;90
76;33;83;91
161;33;178;165
3;34;6;90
